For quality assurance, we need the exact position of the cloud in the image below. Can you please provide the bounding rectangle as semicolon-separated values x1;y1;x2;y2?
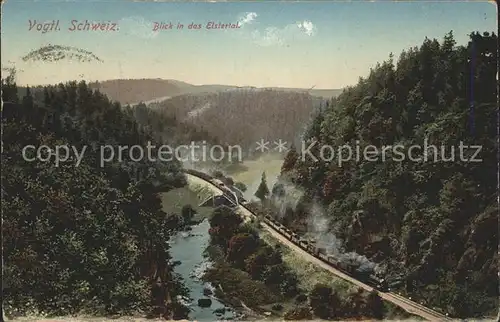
297;20;316;36
249;20;317;46
238;12;257;27
119;16;157;39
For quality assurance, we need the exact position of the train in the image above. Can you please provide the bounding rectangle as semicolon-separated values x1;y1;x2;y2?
262;215;389;292
184;169;388;292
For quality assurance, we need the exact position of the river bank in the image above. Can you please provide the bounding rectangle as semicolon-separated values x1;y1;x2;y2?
160;178;244;321
169;220;239;320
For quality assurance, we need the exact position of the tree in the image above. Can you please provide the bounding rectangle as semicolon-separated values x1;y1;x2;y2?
226;233;259;268
244;246;274;279
262;264;286;286
305;107;324;141
208;206;243;247
237;222;259;239
309;284;341;319
222;177;234;186
254;172;270;203
271;182;286;199
365;290;385;319
1;67;19;103
345;288;366;317
279;270;299;297
281;145;299;174
22;86;34;111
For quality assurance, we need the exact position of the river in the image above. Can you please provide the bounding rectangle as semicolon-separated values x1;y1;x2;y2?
168;219;236;321
167;155;284;321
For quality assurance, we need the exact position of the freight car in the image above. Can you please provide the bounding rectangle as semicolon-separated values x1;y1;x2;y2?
282;228;292;239
312;247;326;257
306;242;317;254
253;205;389;292
298;238;309;249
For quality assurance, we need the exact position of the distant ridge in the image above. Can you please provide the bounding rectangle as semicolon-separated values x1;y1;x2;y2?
87;78;343;105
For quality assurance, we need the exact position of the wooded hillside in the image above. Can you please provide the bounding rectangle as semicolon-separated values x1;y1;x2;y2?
1;74;191;319
276;31;498;318
150;89;321;151
88;79;184;105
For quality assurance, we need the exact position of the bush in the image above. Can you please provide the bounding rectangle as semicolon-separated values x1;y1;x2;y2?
365;290;385;319
309;283;342;319
235;182;247;192
208;206;243;247
203;263;279;307
226;233;259;268
212;170;224;179
223;177;234;186
284;306;312;320
296;294;308;303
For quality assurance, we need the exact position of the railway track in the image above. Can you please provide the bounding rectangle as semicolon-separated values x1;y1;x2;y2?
387;292;448;320
183;170;453;321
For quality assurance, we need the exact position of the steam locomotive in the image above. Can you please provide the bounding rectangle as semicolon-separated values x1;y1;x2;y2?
263;214;389;292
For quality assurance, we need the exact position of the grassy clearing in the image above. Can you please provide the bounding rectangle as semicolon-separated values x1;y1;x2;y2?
221;162;249;174
225;155;284;187
159;184;213;221
259;231;353;295
259;231;416;320
384;302;418;320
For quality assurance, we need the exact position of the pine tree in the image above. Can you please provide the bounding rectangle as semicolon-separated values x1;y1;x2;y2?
306;105;324;141
1;67;19;103
281;145;299;175
22;86;34;110
255;172;270;203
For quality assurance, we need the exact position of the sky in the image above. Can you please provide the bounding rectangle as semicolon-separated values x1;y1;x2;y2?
1;0;497;89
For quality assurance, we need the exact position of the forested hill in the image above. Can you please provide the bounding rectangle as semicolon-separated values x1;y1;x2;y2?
1;76;191;318
277;31;498;317
149;89;324;151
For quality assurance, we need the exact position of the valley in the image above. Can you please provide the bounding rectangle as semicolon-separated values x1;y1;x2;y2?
2;2;497;319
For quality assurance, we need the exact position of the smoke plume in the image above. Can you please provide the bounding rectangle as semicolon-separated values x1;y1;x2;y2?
272;178;379;273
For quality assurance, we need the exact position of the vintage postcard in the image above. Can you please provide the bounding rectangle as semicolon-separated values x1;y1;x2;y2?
1;0;498;321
